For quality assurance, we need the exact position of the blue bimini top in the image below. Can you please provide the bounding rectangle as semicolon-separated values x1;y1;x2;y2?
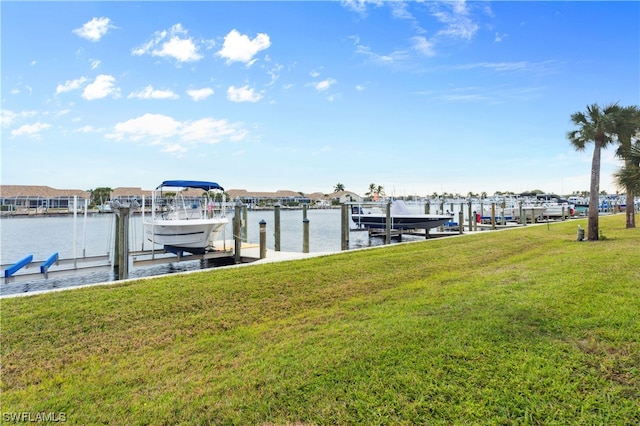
157;180;224;191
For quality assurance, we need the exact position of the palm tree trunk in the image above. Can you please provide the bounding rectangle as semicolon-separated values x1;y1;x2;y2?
624;159;636;228
588;142;602;241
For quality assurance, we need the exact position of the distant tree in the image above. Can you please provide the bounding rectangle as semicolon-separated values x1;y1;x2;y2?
613;105;640;228
90;187;113;205
567;102;621;240
334;183;345;193
615;140;640;201
366;183;377;199
376;185;384;197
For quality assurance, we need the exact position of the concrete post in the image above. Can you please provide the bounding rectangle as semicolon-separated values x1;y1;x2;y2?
341;204;349;251
385;201;392;245
274;203;281;252
303;218;309;253
491;202;496;230
234;202;242;263
259;220;266;259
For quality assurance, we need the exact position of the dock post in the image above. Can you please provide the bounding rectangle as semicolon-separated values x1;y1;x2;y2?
468;202;473;232
259;220;267;259
425;201;430;214
491;203;496;230
274;203;281;252
234;201;242;263
113;206;130;280
385;201;392;245
303;204;307;220
242;204;248;242
458;211;464;235
341;204;349;251
303;218;310;253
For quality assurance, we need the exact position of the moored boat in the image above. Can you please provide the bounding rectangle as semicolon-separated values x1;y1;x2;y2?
144;180;229;255
351;200;452;230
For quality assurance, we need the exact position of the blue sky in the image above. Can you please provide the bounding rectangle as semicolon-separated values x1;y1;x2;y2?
2;1;639;197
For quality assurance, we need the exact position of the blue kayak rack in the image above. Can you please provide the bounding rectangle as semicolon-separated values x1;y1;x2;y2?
40;252;59;278
4;253;61;279
4;255;34;278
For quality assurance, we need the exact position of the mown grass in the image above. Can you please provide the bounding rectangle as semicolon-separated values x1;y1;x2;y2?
1;214;639;425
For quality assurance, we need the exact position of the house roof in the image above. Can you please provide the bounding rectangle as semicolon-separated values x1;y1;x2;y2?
0;185;362;201
227;189;305;199
0;185;89;198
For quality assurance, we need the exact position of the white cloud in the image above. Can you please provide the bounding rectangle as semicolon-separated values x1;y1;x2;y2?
430;1;479;41
132;23;204;63
341;0;384;15
108;113;181;142
227;85;263;103
10;122;51;138
181;118;248;143
90;59;101;69
412;36;436;57
355;43;408;64
107;113;248;155
1;110;18;127
82;75;120;100
56;77;88;94
217;29;271;65
73;125;100;133
162;143;188;156
73;17;115;42
1;109;38;127
128;85;179;100
314;78;337;92
186;87;214;101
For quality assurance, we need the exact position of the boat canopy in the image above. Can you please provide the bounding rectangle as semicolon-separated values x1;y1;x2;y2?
157;180;224;191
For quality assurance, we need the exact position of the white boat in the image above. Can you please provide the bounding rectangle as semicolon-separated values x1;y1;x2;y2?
540;202;574;218
481;204;547;223
144;180;229;255
351;200;452;230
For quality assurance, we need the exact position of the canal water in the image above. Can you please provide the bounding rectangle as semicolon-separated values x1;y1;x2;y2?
1;207;435;296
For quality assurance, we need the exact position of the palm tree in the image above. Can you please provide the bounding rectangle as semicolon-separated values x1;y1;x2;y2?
615;140;640;201
333;183;345;193
366;183;377;199
613;105;640;228
567;103;621;240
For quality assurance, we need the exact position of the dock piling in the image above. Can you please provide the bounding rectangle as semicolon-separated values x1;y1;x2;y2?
274;204;281;252
259;220;267;259
341;204;349;250
303;218;309;253
234;201;242;263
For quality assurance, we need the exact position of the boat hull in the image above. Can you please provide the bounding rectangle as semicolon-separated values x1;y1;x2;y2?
144;218;228;254
351;214;452;230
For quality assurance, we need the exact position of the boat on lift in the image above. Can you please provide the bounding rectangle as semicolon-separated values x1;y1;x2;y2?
144;180;228;255
351;200;453;230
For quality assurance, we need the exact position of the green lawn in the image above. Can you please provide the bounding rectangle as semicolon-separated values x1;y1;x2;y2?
1;214;639;425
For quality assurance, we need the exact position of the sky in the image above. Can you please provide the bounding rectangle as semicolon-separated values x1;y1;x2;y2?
2;1;639;198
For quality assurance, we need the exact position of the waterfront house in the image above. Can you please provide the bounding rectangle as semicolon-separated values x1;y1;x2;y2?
0;185;90;214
